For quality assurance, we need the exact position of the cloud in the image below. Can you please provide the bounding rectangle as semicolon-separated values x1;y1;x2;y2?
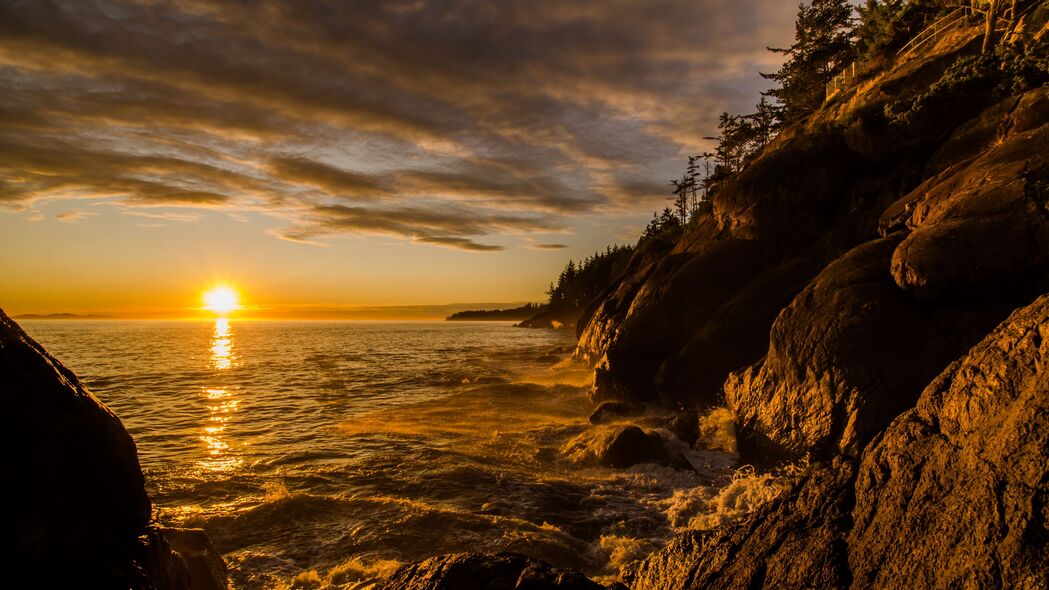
528;243;569;250
0;0;796;249
55;210;97;223
414;237;504;252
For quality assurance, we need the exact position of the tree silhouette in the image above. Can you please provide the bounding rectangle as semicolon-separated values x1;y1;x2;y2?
762;0;856;122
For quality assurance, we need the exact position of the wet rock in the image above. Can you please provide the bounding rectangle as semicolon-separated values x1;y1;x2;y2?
661;406;699;447
725;237;962;459
562;426;670;469
2;309;191;589
624;460;855;590
382;552;606;590
535;354;562;364
587;401;645;425
627;293;1049;589
162;527;230;590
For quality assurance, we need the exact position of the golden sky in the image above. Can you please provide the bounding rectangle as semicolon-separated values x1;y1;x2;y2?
0;0;794;318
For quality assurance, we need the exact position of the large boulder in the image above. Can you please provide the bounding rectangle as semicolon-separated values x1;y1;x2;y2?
725;236;959;459
591;237;768;403
382;552;608;590
882;97;1049;302
561;425;675;469
2;309;190;588
847;293;1049;588
655;258;818;405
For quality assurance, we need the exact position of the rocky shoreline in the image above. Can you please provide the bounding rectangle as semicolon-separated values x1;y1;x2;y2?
7;16;1048;590
385;17;1049;590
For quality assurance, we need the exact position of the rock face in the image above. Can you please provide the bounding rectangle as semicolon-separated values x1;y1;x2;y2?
382;552;608;590
625;460;856;590
847;294;1049;588
724;236;960;459
2;309;230;589
626;293;1049;589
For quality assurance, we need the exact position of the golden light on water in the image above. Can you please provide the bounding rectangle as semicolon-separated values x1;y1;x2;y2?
201;319;242;472
202;286;241;316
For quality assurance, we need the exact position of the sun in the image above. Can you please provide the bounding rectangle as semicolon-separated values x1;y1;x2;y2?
202;286;241;316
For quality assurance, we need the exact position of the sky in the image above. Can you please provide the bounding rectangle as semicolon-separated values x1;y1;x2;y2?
0;0;796;318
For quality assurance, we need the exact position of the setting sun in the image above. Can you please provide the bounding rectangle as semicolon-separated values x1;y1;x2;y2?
202;286;241;316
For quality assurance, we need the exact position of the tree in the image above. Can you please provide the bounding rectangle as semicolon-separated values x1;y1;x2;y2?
762;0;856;122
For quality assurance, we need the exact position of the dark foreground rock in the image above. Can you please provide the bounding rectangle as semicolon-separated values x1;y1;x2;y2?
561;425;674;469
2;309;226;589
587;401;646;424
382;552;608;590
625;293;1049;589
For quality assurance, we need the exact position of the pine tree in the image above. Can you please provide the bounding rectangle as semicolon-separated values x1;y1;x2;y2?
762;0;856;122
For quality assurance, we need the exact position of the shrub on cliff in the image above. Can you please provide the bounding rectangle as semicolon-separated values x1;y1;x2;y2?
885;37;1049;125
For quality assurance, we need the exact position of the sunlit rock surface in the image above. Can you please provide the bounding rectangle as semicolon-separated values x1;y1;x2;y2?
847;293;1049;588
1;309;223;589
625;293;1049;589
724;236;959;459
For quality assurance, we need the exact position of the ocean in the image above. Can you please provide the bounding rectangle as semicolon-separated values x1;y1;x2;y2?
21;319;771;589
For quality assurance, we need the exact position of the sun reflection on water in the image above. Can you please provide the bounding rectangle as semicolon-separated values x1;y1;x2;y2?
201;318;242;472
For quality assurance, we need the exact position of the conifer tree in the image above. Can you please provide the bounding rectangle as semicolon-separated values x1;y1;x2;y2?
762;0;856;122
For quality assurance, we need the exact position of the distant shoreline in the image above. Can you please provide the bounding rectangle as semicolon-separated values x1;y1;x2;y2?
14;313;119;320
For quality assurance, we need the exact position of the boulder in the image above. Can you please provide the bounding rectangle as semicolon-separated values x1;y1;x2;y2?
655;258;818;405
2;309;190;589
847;293;1049;588
591;237;767;403
725;237;958;459
587;401;645;425
886;120;1049;302
163;527;230;590
382;552;608;590
561;426;671;469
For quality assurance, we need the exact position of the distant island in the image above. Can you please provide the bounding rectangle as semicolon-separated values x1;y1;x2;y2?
446;303;546;321
14;313;117;320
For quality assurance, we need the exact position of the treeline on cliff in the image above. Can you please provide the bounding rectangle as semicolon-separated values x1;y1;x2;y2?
446;302;547;321
518;244;635;329
527;0;1047;337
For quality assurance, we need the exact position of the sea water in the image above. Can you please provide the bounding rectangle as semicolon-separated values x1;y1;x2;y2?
22;319;774;588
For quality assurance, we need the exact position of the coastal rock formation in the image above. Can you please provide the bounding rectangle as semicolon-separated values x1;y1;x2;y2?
846;293;1049;588
624;460;856;590
724;236;958;459
382;552;609;590
374;18;1049;590
2;309;226;590
626;292;1049;590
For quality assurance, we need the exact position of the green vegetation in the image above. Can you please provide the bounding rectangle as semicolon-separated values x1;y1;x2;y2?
762;0;857;123
886;37;1049;125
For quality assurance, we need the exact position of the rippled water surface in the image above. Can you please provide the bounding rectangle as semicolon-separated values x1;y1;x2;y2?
22;320;753;588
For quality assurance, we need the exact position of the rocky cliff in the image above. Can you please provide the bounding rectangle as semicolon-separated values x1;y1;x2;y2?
387;15;1049;590
2;309;226;590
